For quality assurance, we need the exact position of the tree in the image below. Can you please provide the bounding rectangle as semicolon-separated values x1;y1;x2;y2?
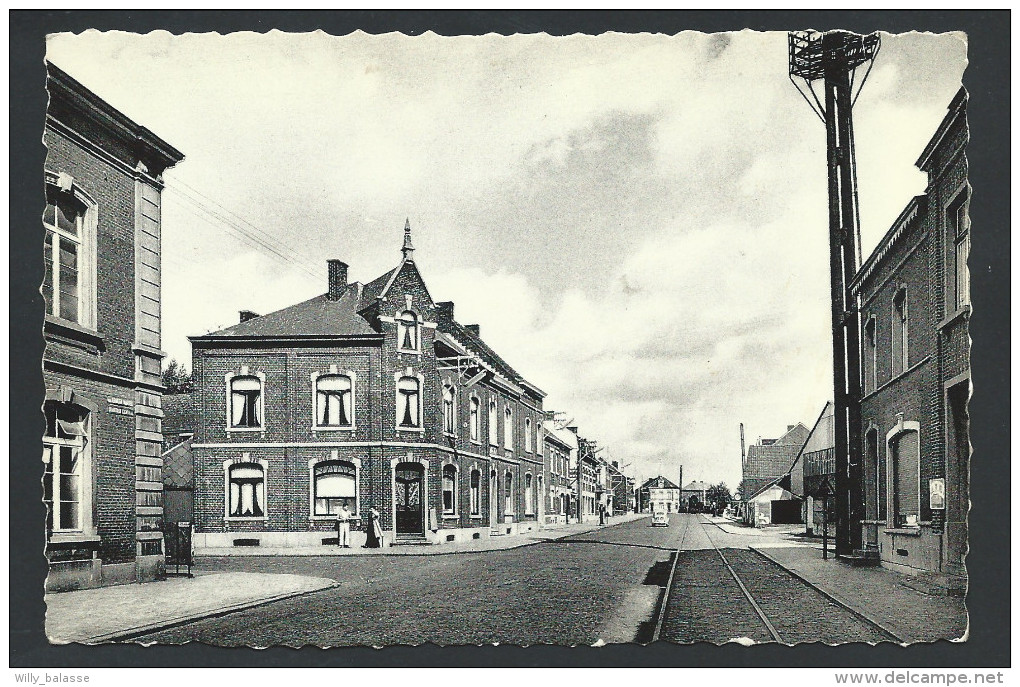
161;358;193;395
707;482;733;512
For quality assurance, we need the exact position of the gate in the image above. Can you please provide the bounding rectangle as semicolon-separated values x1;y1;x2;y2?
163;521;194;577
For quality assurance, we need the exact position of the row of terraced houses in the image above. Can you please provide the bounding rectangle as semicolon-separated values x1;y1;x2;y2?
41;64;633;590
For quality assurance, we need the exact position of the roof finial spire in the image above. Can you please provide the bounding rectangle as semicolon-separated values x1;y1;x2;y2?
401;218;415;262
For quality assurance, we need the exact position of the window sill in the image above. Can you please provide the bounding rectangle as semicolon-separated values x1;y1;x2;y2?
44;315;105;352
469;515;483;519
313;426;356;432
884;527;922;536
441;514;459;520
397;349;422;356
225;516;267;522
48;532;102;547
939;305;971;331
397;426;425;434
226;427;265;433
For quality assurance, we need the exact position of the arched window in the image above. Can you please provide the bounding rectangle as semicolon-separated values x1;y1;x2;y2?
230;375;262;428
228;463;265;517
524;417;533;452
397;376;421;428
313;460;357;516
504;406;514;450
469;469;481;515
863;316;877;393
397;310;420;352
488;398;498;446
891;429;920;527
892;289;908;376
43;401;90;533
316;374;353;427
525;473;534;515
442;384;456;435
469;397;480;443
442;464;458;514
504;470;514;515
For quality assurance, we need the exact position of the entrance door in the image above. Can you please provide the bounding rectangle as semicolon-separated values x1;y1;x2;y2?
395;463;425;538
489;469;499;532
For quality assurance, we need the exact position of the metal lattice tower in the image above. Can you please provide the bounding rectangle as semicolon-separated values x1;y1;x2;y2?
789;30;880;558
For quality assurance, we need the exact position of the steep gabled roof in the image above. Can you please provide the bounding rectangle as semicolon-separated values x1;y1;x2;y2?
192;283;378;340
639;476;680;491
682;481;711;492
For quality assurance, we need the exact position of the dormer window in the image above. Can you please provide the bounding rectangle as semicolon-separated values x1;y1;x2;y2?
397;311;420;352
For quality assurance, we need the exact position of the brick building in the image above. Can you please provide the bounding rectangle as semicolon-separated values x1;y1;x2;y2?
636;476;680;514
42;63;184;590
739;423;810;501
850;89;969;586
188;224;548;549
542;421;576;524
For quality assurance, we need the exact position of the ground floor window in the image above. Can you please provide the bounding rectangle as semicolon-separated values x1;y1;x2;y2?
43;401;90;533
442;464;457;515
229;463;265;517
469;469;481;515
524;473;534;515
504;471;514;515
891;429;920;527
313;460;356;516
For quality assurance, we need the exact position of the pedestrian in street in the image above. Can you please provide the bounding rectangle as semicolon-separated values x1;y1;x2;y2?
363;505;383;548
598;502;606;526
336;503;353;548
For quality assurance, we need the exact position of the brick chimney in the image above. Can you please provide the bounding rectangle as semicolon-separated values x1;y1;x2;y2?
436;301;454;326
787;424;795;432
465;324;480;337
239;310;259;323
327;259;348;301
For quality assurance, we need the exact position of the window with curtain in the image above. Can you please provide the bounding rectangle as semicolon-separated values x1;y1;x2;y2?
442;385;456;435
504;406;514;450
43;402;89;533
230;375;262;428
442;464;457;514
397;310;420;351
470;469;481;515
488;398;498;446
42;191;85;324
892;289;908;376
397;376;421;428
469;397;480;442
228;463;265;517
313;460;356;515
316;374;353;427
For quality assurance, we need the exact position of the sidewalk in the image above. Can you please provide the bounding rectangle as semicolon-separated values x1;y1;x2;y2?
701;514;805;541
46;572;337;644
753;546;968;644
197;512;649;557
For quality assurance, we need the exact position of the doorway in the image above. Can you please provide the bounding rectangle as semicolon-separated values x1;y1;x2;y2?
395;463;425;538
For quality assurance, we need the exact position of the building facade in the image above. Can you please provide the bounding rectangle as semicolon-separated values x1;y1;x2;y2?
740;423;810;501
42;64;184;590
188;226;548;549
796;401;836;536
851;89;969;586
636;476;680;514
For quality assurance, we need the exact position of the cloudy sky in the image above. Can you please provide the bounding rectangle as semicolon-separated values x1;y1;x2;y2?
46;29;966;490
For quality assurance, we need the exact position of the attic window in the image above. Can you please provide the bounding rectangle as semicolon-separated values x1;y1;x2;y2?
397;311;420;352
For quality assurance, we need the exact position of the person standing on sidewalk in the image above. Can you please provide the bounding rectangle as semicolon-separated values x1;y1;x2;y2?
364;505;383;548
336;503;353;548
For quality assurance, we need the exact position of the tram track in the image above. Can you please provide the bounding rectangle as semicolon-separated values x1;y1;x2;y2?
656;514;899;644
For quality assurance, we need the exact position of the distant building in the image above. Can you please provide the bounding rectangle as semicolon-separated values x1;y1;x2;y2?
42;63;184;590
791;402;835;536
850;89;969;587
680;481;710;511
542;422;576;524
740;423;810;501
636;476;680;514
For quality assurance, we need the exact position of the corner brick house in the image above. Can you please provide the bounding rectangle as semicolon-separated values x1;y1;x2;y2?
851;88;969;587
188;223;548;549
42;63;184;590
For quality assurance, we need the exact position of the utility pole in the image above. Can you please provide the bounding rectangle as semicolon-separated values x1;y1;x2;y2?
788;31;879;557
